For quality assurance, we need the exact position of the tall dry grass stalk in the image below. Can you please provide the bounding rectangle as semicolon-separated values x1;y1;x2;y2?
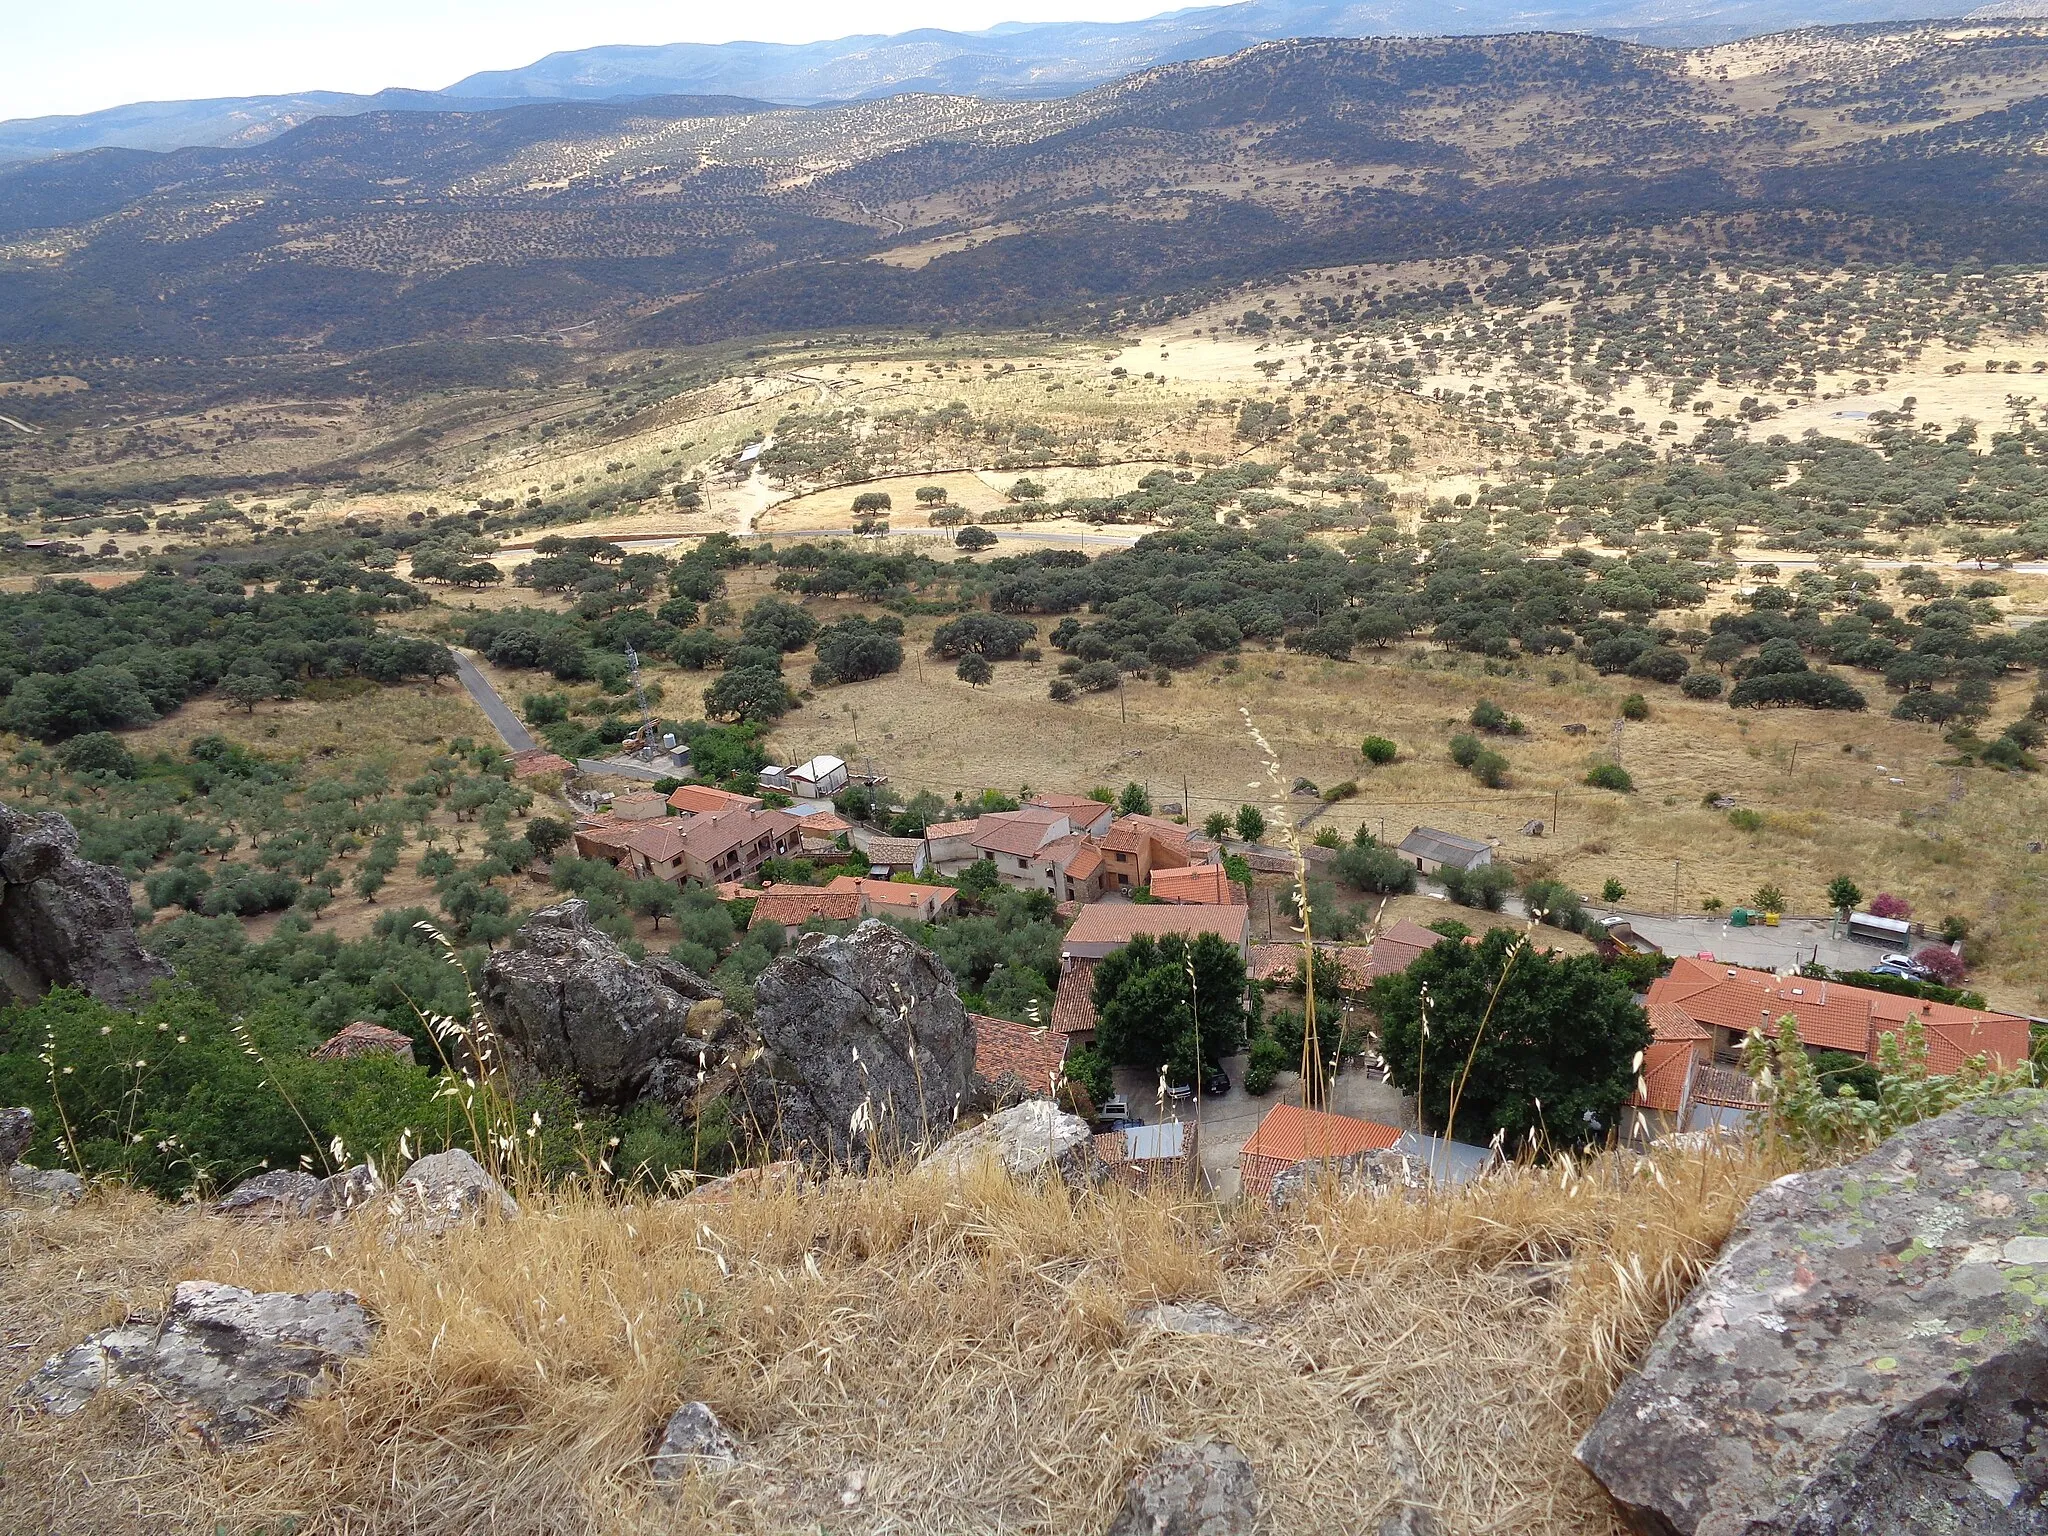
0;1137;1776;1536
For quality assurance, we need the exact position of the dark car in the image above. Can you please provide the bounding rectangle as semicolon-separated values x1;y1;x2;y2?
1203;1066;1231;1098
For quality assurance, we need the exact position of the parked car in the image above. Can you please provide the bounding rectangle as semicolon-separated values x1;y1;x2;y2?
1867;963;1922;982
1882;952;1933;979
1165;1081;1195;1103
1203;1066;1231;1098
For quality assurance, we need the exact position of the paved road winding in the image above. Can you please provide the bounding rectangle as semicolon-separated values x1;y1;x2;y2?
448;649;534;752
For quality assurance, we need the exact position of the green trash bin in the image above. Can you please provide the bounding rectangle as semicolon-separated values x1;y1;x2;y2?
1729;907;1750;927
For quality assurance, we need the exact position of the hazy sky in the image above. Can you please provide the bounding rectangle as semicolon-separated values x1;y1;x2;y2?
6;1;1175;121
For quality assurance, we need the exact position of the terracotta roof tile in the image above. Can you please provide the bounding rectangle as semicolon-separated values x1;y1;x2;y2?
1238;1105;1401;1191
749;890;862;927
1064;903;1250;949
1149;864;1241;904
865;836;927;865
1632;1040;1700;1113
666;784;763;816
1052;960;1099;1036
970;1014;1069;1097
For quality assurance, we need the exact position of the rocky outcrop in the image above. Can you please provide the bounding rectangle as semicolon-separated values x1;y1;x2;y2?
0;803;171;1006
7;1162;83;1203
1578;1087;2048;1535
479;899;723;1109
389;1148;518;1232
741;920;975;1167
1106;1440;1258;1536
20;1280;376;1446
0;1105;31;1167
919;1099;1094;1184
214;1164;383;1221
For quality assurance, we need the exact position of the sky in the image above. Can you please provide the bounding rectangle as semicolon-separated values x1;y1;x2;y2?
5;0;1177;121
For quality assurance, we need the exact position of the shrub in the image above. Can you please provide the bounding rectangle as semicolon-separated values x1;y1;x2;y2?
1448;733;1481;768
956;654;994;686
522;691;568;725
1360;736;1397;765
1440;862;1516;911
59;731;136;778
1243;1033;1290;1095
1601;877;1626;903
954;526;997;551
1520;878;1588;933
1619;693;1650;721
1915;944;1967;984
1233;804;1266;841
1048;678;1076;703
1321;780;1358;803
1470;699;1522;734
1751;883;1786;913
1470;749;1511;788
1680;671;1725;700
1728;807;1764;833
1584;762;1634;792
1868;892;1911;919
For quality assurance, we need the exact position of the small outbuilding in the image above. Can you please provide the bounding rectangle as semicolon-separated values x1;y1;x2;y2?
1397;826;1494;876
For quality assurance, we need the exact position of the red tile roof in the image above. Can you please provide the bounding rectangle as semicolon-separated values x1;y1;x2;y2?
1634;1040;1699;1114
1052;959;1099;1036
1240;1104;1402;1163
667;784;763;817
823;875;956;915
750;889;863;928
1149;864;1242;905
623;820;696;865
970;1014;1069;1097
865;836;927;866
1064;903;1251;949
1648;958;2031;1070
923;818;982;840
972;810;1066;858
1238;1105;1401;1195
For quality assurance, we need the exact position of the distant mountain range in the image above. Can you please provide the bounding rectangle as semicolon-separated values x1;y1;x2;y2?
0;0;1981;162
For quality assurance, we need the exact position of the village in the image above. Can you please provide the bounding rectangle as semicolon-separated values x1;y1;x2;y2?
530;739;2037;1199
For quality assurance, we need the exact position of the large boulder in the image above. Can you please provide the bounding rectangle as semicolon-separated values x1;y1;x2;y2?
389;1148;519;1232
479;899;723;1108
1578;1087;2048;1535
920;1099;1094;1185
0;803;171;1006
20;1280;376;1446
741;920;976;1168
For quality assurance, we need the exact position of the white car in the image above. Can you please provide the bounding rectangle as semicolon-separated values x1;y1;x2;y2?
1881;952;1931;978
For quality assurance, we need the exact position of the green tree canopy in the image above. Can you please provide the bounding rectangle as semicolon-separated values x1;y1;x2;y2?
1090;932;1248;1077
1370;929;1649;1150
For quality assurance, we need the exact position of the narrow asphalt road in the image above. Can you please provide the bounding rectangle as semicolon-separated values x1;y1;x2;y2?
449;649;534;752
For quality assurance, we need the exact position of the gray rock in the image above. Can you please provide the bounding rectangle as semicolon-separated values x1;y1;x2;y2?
390;1148;519;1231
20;1280;376;1446
919;1100;1094;1184
0;1104;31;1168
314;1163;382;1216
1106;1439;1258;1536
0;803;172;1006
8;1162;84;1203
215;1169;323;1219
650;1399;739;1480
740;920;975;1168
1376;1426;1442;1536
1129;1301;1261;1339
480;899;723;1109
1577;1086;2048;1535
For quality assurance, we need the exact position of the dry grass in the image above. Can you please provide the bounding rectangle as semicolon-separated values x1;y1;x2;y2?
0;1142;1774;1535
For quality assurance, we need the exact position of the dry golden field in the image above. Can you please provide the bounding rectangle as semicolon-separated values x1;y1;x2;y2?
0;1144;1774;1536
